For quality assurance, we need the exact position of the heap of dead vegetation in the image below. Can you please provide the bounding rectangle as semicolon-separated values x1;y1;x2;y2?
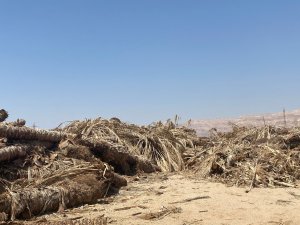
59;118;198;173
60;118;300;189
0;111;150;222
1;109;300;222
0;110;197;223
185;125;300;188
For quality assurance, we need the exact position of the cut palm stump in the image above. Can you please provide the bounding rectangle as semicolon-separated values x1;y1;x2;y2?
0;124;67;142
0;145;29;162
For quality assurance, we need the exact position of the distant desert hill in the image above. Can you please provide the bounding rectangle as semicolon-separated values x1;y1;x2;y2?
189;109;300;136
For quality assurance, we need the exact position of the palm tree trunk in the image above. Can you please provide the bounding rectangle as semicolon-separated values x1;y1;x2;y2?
0;171;127;221
0;145;29;162
0;124;66;142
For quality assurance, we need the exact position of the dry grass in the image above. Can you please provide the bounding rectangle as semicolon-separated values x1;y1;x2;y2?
186;125;300;187
61;118;197;172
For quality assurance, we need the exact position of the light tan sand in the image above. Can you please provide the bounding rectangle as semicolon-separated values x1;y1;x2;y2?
36;172;300;225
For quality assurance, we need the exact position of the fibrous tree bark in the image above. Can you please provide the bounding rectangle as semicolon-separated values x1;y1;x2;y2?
0;145;29;162
0;124;67;142
79;137;161;175
0;171;127;221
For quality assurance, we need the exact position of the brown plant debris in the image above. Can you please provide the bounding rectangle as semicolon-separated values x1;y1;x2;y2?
139;206;182;220
0;124;67;142
1;109;300;223
186;125;300;187
0;144;29;162
0;216;108;225
169;196;211;204
60;118;197;172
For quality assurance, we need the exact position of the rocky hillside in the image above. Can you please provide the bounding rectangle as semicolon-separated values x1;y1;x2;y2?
189;109;300;136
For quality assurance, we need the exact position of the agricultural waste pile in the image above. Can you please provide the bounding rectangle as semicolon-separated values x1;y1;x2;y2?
0;111;197;222
60;118;199;173
186;125;300;188
1;110;300;222
0;111;161;222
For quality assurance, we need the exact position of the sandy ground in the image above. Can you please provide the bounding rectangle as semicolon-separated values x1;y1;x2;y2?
29;172;300;225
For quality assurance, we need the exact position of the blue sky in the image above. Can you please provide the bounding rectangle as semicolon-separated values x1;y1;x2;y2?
1;1;300;128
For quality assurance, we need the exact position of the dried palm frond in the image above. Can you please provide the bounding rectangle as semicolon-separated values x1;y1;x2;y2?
188;125;300;187
6;119;26;127
61;118;197;172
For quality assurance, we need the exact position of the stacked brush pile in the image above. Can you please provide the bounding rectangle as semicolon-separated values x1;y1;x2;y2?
0;110;159;223
1;109;300;223
0;110;197;223
185;125;300;188
59;118;199;173
58;117;300;189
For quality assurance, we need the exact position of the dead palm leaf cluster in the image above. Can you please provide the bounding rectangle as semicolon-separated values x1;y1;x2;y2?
186;125;300;188
61;118;197;172
0;111;130;222
0;111;198;222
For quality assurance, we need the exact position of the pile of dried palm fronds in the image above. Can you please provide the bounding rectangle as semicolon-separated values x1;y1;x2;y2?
60;119;198;172
0;110;197;222
186;125;300;188
2;108;299;221
0;111;128;222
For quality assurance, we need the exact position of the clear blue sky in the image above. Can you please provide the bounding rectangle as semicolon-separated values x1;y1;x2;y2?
1;1;300;128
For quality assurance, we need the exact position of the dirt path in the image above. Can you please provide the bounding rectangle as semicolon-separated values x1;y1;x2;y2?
29;172;300;225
